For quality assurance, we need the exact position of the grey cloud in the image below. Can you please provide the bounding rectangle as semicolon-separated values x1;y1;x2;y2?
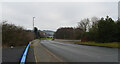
2;2;118;31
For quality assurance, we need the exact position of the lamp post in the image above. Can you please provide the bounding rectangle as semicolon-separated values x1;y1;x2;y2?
33;17;35;39
33;17;35;30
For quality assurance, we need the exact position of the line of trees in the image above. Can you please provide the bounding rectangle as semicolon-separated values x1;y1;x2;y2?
54;27;83;40
34;27;40;39
54;16;120;43
2;22;35;47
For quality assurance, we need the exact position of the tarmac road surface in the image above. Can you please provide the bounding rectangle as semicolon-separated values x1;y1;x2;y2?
40;39;118;62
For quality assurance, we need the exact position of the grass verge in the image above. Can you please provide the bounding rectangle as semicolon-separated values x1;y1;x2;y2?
38;38;53;40
74;42;119;48
38;38;47;40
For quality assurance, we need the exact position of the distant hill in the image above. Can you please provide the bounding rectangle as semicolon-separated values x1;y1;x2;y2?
27;29;55;37
42;30;55;36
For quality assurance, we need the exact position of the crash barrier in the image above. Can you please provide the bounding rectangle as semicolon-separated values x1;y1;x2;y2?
20;42;31;64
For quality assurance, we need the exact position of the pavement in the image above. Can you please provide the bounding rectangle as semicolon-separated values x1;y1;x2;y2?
26;47;36;63
40;39;118;62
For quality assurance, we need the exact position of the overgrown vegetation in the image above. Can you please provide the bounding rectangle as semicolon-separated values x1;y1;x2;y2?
2;22;34;47
37;37;52;40
54;16;120;43
88;16;120;43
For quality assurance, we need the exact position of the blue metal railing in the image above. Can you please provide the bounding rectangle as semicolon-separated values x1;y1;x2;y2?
20;42;31;64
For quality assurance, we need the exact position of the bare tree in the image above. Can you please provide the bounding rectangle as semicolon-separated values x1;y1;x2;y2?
78;18;90;32
91;17;99;27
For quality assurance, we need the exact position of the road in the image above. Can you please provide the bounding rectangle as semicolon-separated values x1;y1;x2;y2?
40;39;118;62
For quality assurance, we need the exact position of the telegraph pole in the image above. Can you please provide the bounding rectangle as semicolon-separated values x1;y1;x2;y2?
33;17;35;30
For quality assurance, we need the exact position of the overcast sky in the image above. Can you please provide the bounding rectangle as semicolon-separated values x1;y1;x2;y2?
1;2;118;31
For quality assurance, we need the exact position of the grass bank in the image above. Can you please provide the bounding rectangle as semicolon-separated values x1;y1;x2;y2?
74;42;119;48
38;38;47;40
38;38;53;40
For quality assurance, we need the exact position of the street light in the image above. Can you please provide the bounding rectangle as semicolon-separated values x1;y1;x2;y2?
33;17;35;39
33;17;35;30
